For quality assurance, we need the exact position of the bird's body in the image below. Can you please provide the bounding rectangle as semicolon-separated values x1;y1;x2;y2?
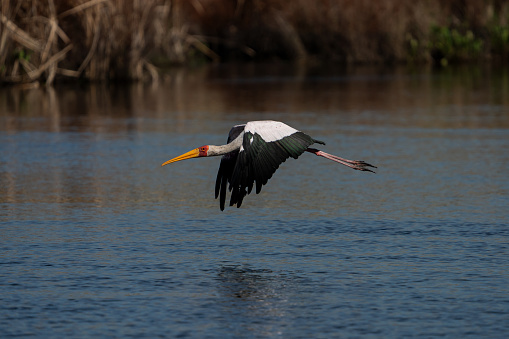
162;120;376;210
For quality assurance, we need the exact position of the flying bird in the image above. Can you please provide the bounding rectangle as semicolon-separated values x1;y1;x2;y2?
162;120;376;210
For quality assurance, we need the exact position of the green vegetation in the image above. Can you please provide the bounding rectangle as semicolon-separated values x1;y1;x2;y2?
15;49;32;63
0;0;508;85
428;26;484;66
490;24;509;56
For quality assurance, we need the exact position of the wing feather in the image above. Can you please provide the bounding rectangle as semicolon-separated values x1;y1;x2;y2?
215;124;246;211
227;121;322;208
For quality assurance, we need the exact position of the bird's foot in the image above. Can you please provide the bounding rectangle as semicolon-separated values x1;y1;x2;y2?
346;160;377;173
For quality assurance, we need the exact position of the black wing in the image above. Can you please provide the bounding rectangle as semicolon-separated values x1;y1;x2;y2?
228;130;324;209
215;124;246;211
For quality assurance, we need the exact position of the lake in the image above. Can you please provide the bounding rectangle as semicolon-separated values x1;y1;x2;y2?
1;63;508;337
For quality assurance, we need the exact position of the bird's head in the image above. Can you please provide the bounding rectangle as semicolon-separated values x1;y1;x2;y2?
161;145;209;166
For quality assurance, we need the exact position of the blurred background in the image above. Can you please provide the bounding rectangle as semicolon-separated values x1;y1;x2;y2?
1;0;508;84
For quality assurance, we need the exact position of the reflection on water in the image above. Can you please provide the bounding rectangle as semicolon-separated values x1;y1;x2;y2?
215;265;296;337
1;64;508;133
1;64;508;213
1;63;508;337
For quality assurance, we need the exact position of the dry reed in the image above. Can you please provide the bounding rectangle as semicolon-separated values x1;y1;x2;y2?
1;0;508;85
0;0;216;85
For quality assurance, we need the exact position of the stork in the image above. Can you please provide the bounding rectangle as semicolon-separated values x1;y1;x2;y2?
162;120;376;210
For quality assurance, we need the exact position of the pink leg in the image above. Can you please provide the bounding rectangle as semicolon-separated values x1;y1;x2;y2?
306;148;376;173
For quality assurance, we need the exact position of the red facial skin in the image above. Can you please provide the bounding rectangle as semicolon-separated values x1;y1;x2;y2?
198;145;209;157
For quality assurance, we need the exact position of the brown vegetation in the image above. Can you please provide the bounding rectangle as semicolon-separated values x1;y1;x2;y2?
1;0;508;85
0;0;216;84
198;0;509;63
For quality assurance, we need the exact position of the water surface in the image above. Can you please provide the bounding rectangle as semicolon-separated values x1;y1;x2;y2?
1;64;508;337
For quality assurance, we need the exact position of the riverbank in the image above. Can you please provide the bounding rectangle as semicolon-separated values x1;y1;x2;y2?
1;0;508;85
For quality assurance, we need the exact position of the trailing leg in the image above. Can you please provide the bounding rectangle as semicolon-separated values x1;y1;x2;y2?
306;148;377;173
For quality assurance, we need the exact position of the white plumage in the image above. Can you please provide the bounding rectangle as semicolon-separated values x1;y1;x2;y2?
244;121;298;142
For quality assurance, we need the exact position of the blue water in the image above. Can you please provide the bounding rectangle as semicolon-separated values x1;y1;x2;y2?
1;65;509;337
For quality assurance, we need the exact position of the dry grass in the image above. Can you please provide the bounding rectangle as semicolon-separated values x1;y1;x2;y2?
1;0;508;85
0;0;216;85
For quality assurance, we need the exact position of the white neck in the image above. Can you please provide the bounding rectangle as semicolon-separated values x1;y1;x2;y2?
207;132;244;156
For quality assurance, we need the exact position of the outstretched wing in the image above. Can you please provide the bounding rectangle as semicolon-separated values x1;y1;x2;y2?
228;121;325;208
215;124;246;211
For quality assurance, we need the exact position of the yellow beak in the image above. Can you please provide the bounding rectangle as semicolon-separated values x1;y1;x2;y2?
161;148;200;166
